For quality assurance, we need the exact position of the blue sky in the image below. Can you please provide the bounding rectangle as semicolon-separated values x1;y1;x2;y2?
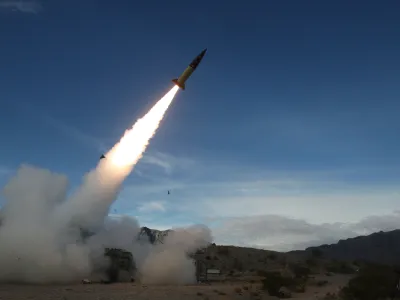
1;0;400;250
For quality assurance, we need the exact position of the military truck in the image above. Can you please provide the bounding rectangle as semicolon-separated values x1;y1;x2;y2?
104;248;136;283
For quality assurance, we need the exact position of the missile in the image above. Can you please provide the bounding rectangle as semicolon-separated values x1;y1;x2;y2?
172;48;207;90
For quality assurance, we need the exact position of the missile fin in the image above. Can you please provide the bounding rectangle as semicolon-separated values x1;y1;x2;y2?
172;79;185;90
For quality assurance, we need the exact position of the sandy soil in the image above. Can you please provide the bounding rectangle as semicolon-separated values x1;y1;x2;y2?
294;274;353;300
0;283;268;300
0;274;351;300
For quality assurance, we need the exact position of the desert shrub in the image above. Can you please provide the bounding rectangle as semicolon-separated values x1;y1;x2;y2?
323;292;338;299
233;258;244;271
317;280;329;287
279;257;288;266
261;271;295;297
340;264;398;300
290;263;311;278
257;270;268;277
306;258;317;267
217;291;226;295
294;282;306;293
311;248;323;258
217;248;230;256
326;261;355;274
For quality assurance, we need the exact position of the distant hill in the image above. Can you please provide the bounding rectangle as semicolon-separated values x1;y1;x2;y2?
135;227;400;268
79;226;172;245
3;214;400;267
137;226;172;244
192;230;400;274
297;229;400;265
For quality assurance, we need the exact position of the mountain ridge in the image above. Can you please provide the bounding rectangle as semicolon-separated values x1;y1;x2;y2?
292;229;400;265
137;226;172;244
3;214;400;266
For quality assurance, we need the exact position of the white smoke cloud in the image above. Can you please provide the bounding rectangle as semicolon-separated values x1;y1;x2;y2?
0;86;212;284
0;165;91;283
0;164;212;284
137;201;166;212
140;225;213;285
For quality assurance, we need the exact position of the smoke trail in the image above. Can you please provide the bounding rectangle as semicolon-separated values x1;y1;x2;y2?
140;225;213;284
0;85;213;284
108;85;180;169
55;86;180;230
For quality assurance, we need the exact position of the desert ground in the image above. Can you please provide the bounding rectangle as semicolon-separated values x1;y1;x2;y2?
0;274;352;300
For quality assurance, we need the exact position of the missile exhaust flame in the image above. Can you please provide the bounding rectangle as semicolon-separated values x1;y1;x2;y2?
0;80;213;285
53;85;180;230
106;85;179;172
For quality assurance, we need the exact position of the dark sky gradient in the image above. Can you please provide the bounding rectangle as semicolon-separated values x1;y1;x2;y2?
1;0;400;247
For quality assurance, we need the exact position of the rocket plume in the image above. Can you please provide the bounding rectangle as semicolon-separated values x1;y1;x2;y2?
0;84;212;284
109;85;179;167
56;85;180;230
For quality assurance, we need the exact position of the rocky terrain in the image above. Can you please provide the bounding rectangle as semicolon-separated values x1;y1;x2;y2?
0;275;353;300
140;226;400;267
138;226;172;244
296;229;400;266
1;225;400;299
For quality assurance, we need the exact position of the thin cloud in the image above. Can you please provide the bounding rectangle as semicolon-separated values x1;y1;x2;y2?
105;150;400;250
139;151;196;175
137;201;166;213
120;167;400;222
42;113;107;152
0;0;43;13
15;99;191;172
141;154;173;175
115;155;400;250
14;101;107;153
211;211;400;251
200;190;400;223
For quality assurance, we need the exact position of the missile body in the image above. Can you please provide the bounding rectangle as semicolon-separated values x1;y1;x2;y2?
172;48;207;90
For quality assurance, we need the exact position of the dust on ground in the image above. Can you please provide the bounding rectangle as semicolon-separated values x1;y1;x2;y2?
0;274;352;300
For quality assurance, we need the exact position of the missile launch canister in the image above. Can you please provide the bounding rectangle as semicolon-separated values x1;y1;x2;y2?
172;48;207;90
